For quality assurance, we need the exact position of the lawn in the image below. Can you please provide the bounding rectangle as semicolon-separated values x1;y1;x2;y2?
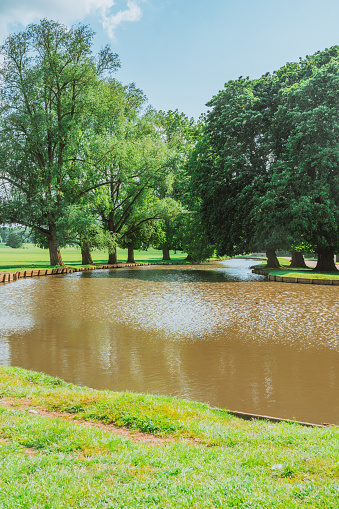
0;244;189;272
254;258;339;280
0;366;338;508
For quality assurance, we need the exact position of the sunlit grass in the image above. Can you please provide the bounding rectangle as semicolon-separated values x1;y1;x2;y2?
0;367;338;508
271;270;339;279
254;258;339;279
0;244;188;272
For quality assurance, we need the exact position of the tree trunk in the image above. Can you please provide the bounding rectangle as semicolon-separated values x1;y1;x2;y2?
108;246;117;264
81;240;93;265
290;251;307;269
266;248;280;268
162;246;171;261
48;234;63;266
107;211;117;264
314;248;338;272
185;254;193;261
127;243;135;263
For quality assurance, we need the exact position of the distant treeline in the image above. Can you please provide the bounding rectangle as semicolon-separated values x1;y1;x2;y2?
0;228;33;248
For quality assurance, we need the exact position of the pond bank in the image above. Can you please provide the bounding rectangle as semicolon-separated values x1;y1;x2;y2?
0;366;338;508
252;265;339;285
0;261;205;285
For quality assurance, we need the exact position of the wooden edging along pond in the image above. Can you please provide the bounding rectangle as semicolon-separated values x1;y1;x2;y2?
0;261;201;285
253;268;339;286
226;409;332;428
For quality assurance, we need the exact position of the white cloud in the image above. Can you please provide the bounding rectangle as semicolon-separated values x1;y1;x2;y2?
0;0;143;41
101;1;142;39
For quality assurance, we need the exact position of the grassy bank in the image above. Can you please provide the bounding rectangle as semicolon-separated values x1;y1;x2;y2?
254;258;339;280
0;367;338;508
0;245;189;273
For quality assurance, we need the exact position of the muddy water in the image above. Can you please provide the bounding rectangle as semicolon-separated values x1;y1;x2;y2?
1;259;339;424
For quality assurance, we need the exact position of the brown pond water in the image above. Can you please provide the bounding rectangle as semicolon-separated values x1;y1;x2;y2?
1;259;339;424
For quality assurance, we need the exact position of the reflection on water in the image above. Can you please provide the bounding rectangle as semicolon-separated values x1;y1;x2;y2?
80;258;265;283
1;258;339;424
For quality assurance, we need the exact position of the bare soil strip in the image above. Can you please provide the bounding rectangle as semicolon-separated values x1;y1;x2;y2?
0;397;183;446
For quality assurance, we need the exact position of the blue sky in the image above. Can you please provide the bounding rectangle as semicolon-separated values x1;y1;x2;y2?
1;0;339;118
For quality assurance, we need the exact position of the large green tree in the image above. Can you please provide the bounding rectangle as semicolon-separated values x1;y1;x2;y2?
190;46;339;270
190;77;271;258
0;19;120;265
90;86;180;264
269;56;339;271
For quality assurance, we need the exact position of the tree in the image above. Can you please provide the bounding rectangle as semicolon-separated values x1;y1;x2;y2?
0;228;8;244
173;209;215;262
289;252;308;269
155;110;202;260
118;190;179;263
190;46;339;271
0;19;120;265
270;56;339;271
6;230;22;248
89;82;181;264
189;77;270;258
53;204;115;265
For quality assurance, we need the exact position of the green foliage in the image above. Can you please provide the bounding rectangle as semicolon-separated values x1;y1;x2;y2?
190;46;339;266
0;21;197;266
0;19;120;264
0;228;7;243
153;110;205;258
89;89;184;261
5;231;22;249
290;242;314;254
190;77;269;256
270;56;339;251
172;210;215;261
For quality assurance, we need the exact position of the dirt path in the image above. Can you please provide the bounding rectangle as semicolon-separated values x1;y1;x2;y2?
0;397;189;446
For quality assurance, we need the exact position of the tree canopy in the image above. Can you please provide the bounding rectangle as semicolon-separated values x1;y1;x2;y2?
0;19;192;265
190;46;339;270
0;19;121;265
2;19;338;270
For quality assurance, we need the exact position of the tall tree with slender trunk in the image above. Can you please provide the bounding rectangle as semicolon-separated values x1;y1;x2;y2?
0;19;120;265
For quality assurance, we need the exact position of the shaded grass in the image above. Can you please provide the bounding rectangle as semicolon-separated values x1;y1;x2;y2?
270;270;339;280
254;258;339;280
0;367;339;507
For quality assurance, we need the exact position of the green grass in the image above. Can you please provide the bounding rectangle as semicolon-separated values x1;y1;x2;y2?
0;245;189;273
0;367;338;508
254;258;339;280
270;270;339;280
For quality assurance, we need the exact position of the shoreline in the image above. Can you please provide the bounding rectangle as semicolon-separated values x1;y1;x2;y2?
253;267;339;285
0;366;338;507
0;260;213;285
0;366;335;428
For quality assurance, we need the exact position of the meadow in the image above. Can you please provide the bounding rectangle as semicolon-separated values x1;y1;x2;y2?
0;244;188;272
